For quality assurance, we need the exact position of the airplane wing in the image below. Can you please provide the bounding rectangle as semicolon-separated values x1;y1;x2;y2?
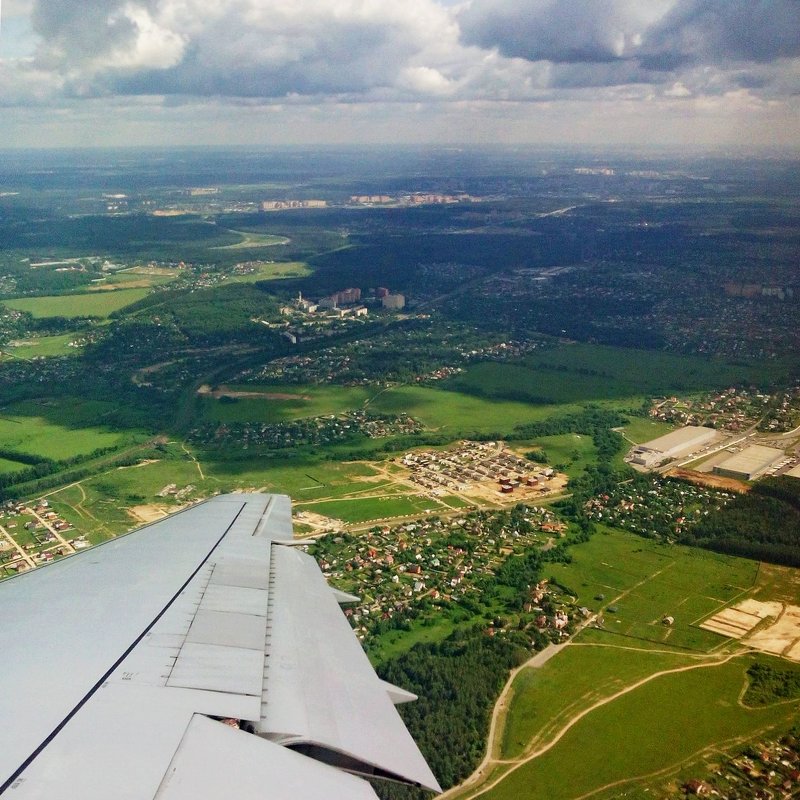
0;493;441;799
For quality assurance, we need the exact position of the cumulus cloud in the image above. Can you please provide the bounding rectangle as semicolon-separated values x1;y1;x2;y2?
25;0;467;100
0;0;798;146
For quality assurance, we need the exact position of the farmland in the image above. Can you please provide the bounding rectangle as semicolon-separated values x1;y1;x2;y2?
5;287;150;318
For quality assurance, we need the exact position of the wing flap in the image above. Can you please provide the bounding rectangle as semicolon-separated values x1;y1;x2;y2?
156;715;379;800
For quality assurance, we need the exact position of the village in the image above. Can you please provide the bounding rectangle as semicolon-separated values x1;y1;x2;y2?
189;410;422;451
649;385;800;434
0;498;88;577
308;503;574;643
585;476;736;541
676;733;800;799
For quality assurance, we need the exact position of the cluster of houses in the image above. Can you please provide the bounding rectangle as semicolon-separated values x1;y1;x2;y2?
401;441;557;496
309;504;573;641
681;735;800;798
649;385;800;434
190;412;422;451
585;477;735;540
0;499;85;576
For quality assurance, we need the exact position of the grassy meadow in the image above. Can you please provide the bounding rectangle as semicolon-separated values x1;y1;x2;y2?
0;406;127;460
3;333;81;359
481;655;796;800
546;527;757;651
5;287;150;318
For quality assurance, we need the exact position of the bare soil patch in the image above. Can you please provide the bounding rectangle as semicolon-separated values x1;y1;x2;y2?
197;384;311;401
701;599;800;661
127;504;171;523
293;510;345;534
665;467;750;493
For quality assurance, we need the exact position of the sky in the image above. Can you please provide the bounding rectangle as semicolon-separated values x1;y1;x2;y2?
1;0;799;150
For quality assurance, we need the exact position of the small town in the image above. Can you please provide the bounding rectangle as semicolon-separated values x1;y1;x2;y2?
308;503;572;641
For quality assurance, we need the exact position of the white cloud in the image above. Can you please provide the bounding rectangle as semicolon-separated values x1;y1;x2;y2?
0;0;798;148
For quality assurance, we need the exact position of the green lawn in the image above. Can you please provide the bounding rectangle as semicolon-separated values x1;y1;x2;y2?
483;655;797;800
198;384;373;423
0;410;127;460
5;333;81;359
5;288;150;318
224;261;311;282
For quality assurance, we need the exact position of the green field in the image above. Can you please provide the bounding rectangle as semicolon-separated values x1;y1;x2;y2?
198;384;373;424
299;494;447;523
619;417;675;444
224;261;311;282
516;433;597;479
546;528;757;651
445;344;792;406
446;528;777;800
482;655;796;800
213;231;290;249
370;385;591;435
4;333;81;359
0;407;127;460
5;288;150;318
501;646;695;760
0;457;26;474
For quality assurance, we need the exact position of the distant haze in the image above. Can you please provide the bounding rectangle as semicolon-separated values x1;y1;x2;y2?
0;0;799;150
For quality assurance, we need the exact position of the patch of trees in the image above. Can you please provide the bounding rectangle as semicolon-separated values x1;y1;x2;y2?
375;628;530;797
0;445;131;499
743;661;800;706
512;406;628;441
680;477;800;566
514;407;631;529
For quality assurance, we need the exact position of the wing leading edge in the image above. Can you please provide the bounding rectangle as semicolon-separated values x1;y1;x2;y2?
0;493;441;798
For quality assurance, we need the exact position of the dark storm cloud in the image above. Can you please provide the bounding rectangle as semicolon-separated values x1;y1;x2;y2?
31;0;140;61
459;0;651;64
640;0;800;70
461;0;800;79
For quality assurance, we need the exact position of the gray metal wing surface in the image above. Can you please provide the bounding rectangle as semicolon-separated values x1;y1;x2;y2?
0;493;441;798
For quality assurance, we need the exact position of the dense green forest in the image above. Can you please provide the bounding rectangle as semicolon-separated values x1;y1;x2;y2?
681;477;800;566
375;629;530;798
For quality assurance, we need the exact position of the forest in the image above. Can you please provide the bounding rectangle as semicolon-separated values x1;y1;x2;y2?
680;477;800;566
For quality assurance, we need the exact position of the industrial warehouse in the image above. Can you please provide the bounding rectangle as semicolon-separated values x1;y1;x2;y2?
713;445;786;481
626;426;719;470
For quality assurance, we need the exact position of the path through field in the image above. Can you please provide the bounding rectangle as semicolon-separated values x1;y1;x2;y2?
444;648;746;800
